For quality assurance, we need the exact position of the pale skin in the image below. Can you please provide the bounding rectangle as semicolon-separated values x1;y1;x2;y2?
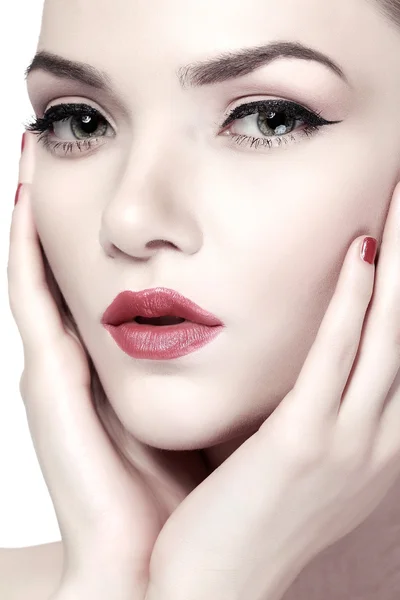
6;0;400;598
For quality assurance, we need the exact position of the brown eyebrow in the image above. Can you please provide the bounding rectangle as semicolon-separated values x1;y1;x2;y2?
25;41;348;93
177;41;348;87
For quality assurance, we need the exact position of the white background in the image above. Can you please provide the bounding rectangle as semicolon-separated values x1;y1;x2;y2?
0;1;61;548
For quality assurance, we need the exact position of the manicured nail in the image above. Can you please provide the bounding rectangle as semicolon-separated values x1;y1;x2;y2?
21;132;26;154
14;183;23;206
360;236;377;265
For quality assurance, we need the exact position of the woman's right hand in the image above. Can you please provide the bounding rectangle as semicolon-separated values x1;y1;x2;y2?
7;132;208;600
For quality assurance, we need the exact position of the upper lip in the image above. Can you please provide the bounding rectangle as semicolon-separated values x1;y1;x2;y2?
101;287;224;327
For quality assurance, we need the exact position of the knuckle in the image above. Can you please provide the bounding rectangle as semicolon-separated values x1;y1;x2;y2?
380;314;400;356
271;423;328;470
18;371;27;404
373;295;400;352
391;315;400;352
292;439;328;470
7;255;21;287
18;356;56;412
347;263;374;303
7;280;19;314
332;436;366;471
333;450;363;473
320;306;365;377
18;364;42;408
262;394;329;469
18;364;37;402
328;331;359;374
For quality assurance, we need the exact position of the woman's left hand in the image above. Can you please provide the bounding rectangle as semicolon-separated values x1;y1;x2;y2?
144;183;400;600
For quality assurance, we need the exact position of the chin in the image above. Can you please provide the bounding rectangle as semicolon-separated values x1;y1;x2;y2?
121;403;238;451
91;346;282;450
112;385;267;452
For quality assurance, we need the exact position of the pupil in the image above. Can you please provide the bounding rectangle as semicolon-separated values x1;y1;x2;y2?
258;110;294;136
71;114;107;139
267;112;284;129
78;115;99;135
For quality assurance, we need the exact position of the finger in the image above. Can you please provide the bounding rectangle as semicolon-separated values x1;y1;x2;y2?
18;130;34;183
8;136;160;567
8;134;66;356
277;234;376;434
372;370;400;469
337;182;400;451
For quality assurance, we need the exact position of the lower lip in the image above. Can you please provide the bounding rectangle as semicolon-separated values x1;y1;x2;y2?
103;321;224;360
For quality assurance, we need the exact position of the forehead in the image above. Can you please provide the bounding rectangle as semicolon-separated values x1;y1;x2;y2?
37;0;397;99
39;0;387;55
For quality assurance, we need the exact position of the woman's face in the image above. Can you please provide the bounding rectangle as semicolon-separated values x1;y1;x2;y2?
27;0;400;452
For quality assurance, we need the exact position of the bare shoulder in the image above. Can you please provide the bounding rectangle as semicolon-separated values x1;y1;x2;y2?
0;541;64;600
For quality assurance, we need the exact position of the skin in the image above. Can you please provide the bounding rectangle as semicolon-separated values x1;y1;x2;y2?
25;0;400;478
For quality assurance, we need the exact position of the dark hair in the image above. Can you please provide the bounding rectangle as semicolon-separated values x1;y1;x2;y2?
374;0;400;27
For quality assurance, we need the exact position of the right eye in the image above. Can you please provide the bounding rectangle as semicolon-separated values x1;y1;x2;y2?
25;102;115;156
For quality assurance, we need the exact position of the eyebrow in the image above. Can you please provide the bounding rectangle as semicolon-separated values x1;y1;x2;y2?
25;41;348;93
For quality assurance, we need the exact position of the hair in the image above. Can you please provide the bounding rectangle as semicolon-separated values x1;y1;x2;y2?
373;0;400;26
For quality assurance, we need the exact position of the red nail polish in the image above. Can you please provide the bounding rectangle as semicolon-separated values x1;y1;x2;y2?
361;237;377;265
21;132;26;154
14;183;23;206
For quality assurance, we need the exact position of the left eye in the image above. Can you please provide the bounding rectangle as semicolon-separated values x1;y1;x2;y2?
220;99;338;142
228;107;300;137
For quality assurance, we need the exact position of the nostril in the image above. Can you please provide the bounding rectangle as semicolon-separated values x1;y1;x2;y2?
146;240;178;250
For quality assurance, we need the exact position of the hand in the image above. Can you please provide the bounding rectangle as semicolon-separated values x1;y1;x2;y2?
8;132;208;600
145;182;400;600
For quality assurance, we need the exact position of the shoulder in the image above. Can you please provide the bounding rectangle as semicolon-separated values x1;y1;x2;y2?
0;541;63;600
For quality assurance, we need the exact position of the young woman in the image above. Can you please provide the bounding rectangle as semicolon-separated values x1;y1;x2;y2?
3;0;400;598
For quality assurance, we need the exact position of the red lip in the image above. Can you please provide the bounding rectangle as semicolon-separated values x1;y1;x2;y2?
101;287;224;360
101;287;223;326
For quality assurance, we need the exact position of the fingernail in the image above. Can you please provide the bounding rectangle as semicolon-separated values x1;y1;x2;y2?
21;132;26;154
361;236;377;265
14;183;23;206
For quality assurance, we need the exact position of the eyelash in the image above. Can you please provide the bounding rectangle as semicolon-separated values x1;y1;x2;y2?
24;99;340;157
220;99;340;150
24;103;109;157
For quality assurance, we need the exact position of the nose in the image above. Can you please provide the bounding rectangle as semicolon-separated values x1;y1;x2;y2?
100;146;203;261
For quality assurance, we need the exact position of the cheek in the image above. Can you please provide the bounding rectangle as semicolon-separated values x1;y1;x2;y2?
210;143;395;329
31;179;98;325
